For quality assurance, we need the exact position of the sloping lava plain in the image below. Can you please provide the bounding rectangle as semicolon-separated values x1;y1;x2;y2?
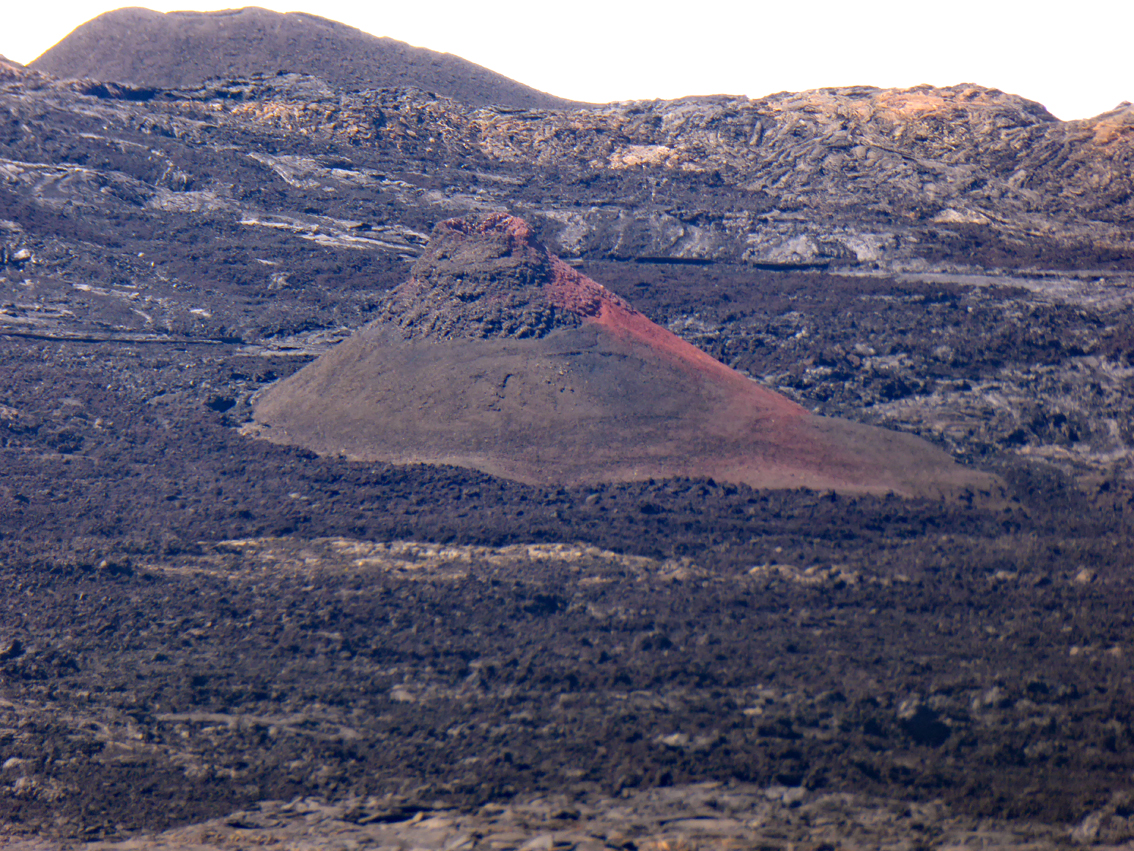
1;33;1134;848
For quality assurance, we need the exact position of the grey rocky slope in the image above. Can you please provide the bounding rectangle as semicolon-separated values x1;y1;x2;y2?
30;6;578;109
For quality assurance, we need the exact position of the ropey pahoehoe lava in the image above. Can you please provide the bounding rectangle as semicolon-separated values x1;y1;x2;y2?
253;213;1000;498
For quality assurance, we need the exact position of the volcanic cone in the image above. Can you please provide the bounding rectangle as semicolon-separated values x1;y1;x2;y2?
253;213;1000;498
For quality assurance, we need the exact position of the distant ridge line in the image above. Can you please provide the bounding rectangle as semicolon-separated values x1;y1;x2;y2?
30;6;583;109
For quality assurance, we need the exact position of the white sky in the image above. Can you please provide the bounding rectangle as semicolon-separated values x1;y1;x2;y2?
2;2;1131;120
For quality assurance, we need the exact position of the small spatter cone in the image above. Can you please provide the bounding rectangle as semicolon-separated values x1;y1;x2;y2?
255;212;1005;500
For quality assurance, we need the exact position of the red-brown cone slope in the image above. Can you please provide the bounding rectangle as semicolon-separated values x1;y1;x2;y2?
253;214;1000;498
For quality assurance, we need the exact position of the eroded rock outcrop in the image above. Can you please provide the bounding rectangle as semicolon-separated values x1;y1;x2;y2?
176;79;1132;269
376;215;585;341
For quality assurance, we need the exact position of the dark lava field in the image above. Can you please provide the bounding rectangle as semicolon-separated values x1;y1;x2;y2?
2;17;1134;849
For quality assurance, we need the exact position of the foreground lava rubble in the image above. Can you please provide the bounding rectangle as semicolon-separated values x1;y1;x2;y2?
0;339;1133;846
